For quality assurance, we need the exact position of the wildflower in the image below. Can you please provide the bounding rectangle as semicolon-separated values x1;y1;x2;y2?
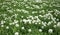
9;23;13;25
48;29;53;33
33;5;40;9
14;20;18;24
35;16;38;19
53;25;57;28
6;26;9;29
23;19;28;23
14;5;16;6
15;24;19;27
39;29;42;32
32;11;35;14
47;21;51;26
1;25;4;27
27;19;32;24
41;26;44;29
21;16;24;18
28;29;31;32
7;10;13;13
24;0;27;2
16;9;21;12
35;0;42;3
32;20;36;23
57;22;60;27
56;19;59;21
1;20;5;24
21;27;25;30
39;15;43;17
14;32;19;35
39;23;41;24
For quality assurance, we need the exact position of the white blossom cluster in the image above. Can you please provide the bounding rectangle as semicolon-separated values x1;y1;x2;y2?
0;0;60;34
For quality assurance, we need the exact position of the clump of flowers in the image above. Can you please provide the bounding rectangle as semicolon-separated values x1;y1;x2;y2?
0;0;60;35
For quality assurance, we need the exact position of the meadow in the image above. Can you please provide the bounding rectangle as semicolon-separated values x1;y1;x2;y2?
0;0;60;35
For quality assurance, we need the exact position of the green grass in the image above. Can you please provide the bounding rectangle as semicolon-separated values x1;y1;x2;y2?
0;0;60;35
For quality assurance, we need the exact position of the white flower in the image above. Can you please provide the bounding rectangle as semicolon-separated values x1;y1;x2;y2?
47;22;51;26
6;26;9;29
41;26;44;29
39;23;41;24
21;9;29;14
39;15;43;17
9;23;13;25
56;19;59;21
35;16;38;19
21;27;25;30
15;32;19;35
14;14;18;18
32;20;36;23
24;0;27;2
16;9;21;12
53;25;57;28
39;29;42;32
12;22;15;25
35;0;42;3
14;5;16;6
14;20;18;24
7;10;13;13
27;19;32;24
23;19;28;24
35;23;38;25
33;5;40;9
32;11;35;14
1;20;5;24
48;29;53;33
28;29;31;32
15;24;19;27
57;22;60;27
1;25;4;27
21;16;23;18
42;22;46;26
